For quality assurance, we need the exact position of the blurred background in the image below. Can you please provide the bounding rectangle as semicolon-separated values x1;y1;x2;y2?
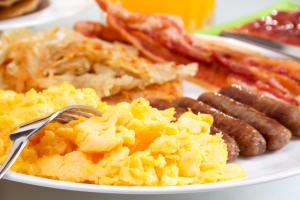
110;0;291;30
215;0;297;24
43;0;297;31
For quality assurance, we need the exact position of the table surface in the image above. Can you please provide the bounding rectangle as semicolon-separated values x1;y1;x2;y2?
2;0;300;199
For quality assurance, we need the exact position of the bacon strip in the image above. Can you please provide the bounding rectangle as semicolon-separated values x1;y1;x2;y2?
98;0;212;63
74;0;300;105
75;21;191;64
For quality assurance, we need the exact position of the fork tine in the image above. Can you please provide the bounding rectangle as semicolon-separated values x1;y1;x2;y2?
59;113;79;120
53;108;98;124
54;112;81;123
65;110;93;118
69;106;102;116
54;117;72;124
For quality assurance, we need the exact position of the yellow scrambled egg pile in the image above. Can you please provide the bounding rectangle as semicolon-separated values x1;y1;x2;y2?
0;83;245;186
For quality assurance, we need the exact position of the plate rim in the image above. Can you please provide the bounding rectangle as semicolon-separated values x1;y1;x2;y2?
4;167;300;194
3;34;300;194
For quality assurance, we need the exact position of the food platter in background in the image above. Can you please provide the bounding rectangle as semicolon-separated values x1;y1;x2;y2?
0;0;94;30
3;35;300;194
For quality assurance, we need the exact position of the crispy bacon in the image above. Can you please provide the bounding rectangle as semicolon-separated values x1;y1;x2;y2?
75;21;191;64
74;21;127;43
98;0;212;63
74;0;300;105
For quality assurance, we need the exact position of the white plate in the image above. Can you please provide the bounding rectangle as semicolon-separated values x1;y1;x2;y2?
3;35;300;194
0;0;94;30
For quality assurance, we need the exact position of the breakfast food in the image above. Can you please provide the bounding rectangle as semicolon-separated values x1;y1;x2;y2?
0;83;245;186
151;97;267;159
150;98;240;162
173;97;267;157
75;0;300;106
220;85;300;137
151;84;299;160
0;0;41;20
0;28;196;102
0;0;19;7
198;93;292;151
232;10;300;47
213;129;240;162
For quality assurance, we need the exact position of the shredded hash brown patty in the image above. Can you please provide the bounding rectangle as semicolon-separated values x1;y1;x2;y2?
0;28;196;99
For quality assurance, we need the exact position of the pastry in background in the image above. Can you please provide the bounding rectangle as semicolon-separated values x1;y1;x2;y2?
0;0;19;7
0;0;41;20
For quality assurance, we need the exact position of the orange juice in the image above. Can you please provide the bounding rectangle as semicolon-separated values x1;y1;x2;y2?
112;0;215;31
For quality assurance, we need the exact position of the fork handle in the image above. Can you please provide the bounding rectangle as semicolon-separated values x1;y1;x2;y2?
0;117;53;179
0;136;28;179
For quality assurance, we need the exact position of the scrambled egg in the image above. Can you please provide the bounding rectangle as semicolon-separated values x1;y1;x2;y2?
0;83;246;186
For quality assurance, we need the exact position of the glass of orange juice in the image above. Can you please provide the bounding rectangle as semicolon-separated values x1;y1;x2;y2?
112;0;215;32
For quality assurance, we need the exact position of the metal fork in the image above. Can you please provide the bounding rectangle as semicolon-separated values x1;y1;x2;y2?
0;105;101;180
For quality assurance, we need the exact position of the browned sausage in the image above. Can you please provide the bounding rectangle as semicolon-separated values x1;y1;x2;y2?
150;98;187;118
210;126;221;134
174;106;188;119
220;84;300;137
150;98;240;161
149;99;173;110
199;93;291;151
210;126;240;162
173;97;266;156
173;100;239;162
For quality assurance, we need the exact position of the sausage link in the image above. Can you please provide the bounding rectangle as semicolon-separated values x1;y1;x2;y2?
149;98;187;118
220;84;300;136
210;126;239;162
173;97;266;156
149;99;173;110
150;98;240;161
174;102;240;162
199;93;291;150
